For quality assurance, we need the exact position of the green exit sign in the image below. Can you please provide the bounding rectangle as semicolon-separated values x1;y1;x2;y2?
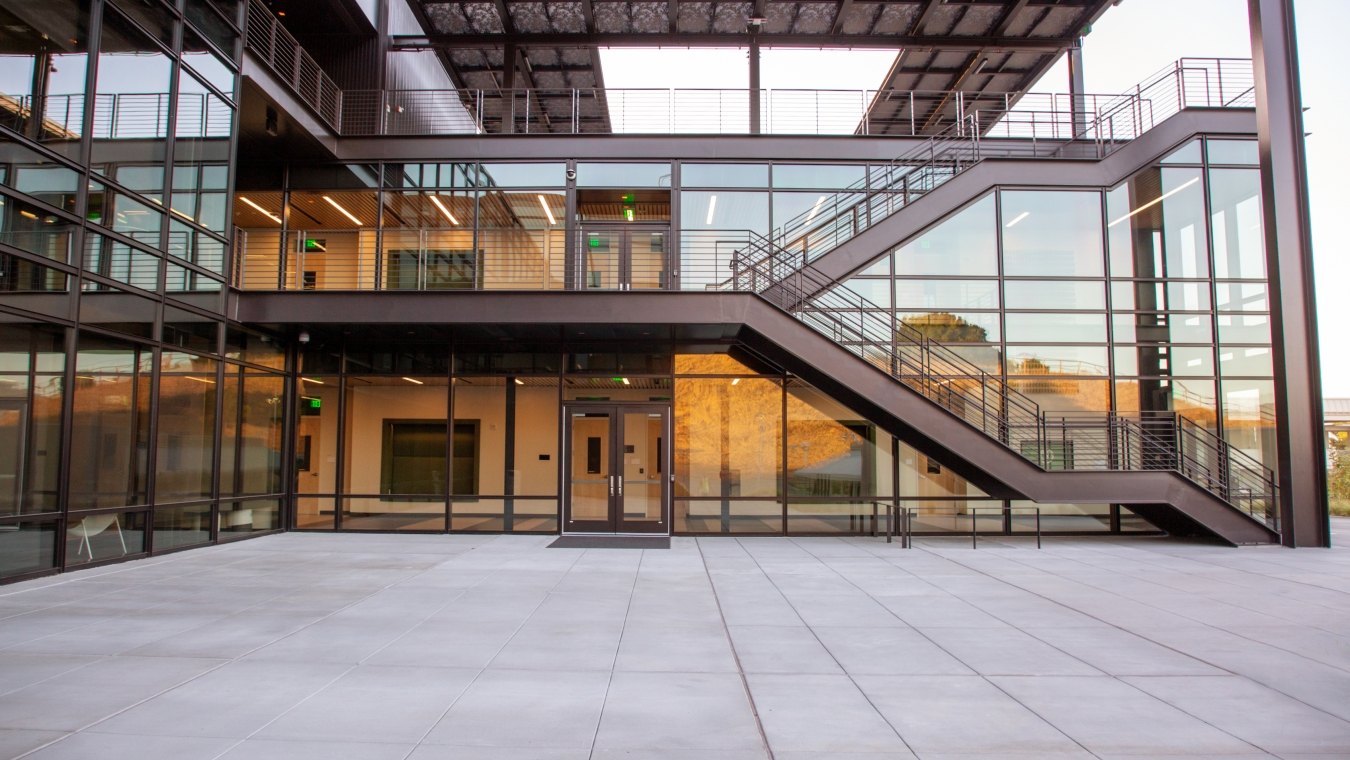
304;238;327;253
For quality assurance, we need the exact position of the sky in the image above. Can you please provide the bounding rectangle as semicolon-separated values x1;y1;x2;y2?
600;0;1349;397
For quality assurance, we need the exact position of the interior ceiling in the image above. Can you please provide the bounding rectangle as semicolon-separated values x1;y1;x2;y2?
402;0;1116;135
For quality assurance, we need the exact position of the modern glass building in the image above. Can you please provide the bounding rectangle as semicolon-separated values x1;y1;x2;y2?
0;0;1326;582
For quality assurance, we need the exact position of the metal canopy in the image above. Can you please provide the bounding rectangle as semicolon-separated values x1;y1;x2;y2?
401;0;1115;134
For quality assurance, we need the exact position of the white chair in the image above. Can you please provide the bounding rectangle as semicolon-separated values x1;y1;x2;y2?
69;514;127;560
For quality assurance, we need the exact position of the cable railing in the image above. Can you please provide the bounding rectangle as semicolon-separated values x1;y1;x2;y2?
335;87;1115;137
767;58;1257;266
244;0;342;129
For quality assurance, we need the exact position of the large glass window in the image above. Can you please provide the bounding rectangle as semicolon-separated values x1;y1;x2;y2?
285;190;378;290
156;352;218;503
451;376;506;530
576;163;671;187
1004;280;1104;311
895;195;997;276
171;71;232;236
68;335;152;509
895;279;998;311
1221;378;1276;471
681;190;768;234
65;509;146;566
681;163;767;187
785;381;890;534
477;163;565;187
381;190;477;290
0;136;81;209
1005;313;1107;343
772;164;866;189
343;375;448;531
0;519;58;579
294;374;338;526
513;377;559;497
1000;190;1104;277
1209;168;1265;280
0;0;90;157
220;370;284;497
0;324;64;516
1107;167;1208;279
91;6;173;168
478;191;565;290
897;311;1000;343
675;377;782;499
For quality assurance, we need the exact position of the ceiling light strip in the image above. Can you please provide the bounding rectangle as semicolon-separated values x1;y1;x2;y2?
323;195;363;226
428;194;460;225
1107;176;1202;228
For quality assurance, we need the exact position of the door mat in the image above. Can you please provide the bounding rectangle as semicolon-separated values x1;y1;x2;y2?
548;536;671;549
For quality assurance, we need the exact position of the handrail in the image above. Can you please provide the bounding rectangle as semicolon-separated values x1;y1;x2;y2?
767;58;1256;262
883;504;1043;549
721;231;1278;532
245;0;343;130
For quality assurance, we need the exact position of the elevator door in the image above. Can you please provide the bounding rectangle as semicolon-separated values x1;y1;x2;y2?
563;404;669;533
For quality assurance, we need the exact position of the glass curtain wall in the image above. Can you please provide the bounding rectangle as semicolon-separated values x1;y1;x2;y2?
294;342;563;533
239;161;894;293
842;135;1276;497
0;0;264;581
292;343;1118;537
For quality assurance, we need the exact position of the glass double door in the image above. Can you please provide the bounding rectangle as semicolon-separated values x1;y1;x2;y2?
579;225;668;290
563;404;669;534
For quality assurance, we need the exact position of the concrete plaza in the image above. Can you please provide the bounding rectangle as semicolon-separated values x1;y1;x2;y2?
2;524;1350;759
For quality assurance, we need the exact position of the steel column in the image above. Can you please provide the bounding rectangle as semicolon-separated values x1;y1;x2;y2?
749;36;762;135
1247;0;1328;547
1067;38;1088;137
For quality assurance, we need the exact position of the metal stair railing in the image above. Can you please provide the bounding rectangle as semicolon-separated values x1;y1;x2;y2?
716;233;1278;532
763;58;1257;271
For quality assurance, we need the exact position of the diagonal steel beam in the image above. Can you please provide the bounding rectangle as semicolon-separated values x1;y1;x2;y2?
906;0;942;35
830;0;855;35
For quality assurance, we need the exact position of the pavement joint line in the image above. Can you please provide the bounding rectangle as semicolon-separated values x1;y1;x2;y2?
393;544;585;760
738;536;924;759
911;540;1350;753
781;536;1100;759
7;536;489;760
585;546;645;760
696;536;777;760
954;535;1350;684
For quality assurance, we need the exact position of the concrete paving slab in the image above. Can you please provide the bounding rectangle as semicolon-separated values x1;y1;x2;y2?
2;530;1350;759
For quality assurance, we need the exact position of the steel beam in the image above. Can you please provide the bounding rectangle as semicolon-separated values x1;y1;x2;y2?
1248;0;1329;547
390;33;1076;52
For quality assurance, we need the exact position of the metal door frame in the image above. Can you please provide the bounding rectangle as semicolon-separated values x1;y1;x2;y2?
575;223;670;291
561;402;671;534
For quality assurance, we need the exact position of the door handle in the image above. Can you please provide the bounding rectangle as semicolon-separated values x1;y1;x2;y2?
609;475;615;495
618;475;624;495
